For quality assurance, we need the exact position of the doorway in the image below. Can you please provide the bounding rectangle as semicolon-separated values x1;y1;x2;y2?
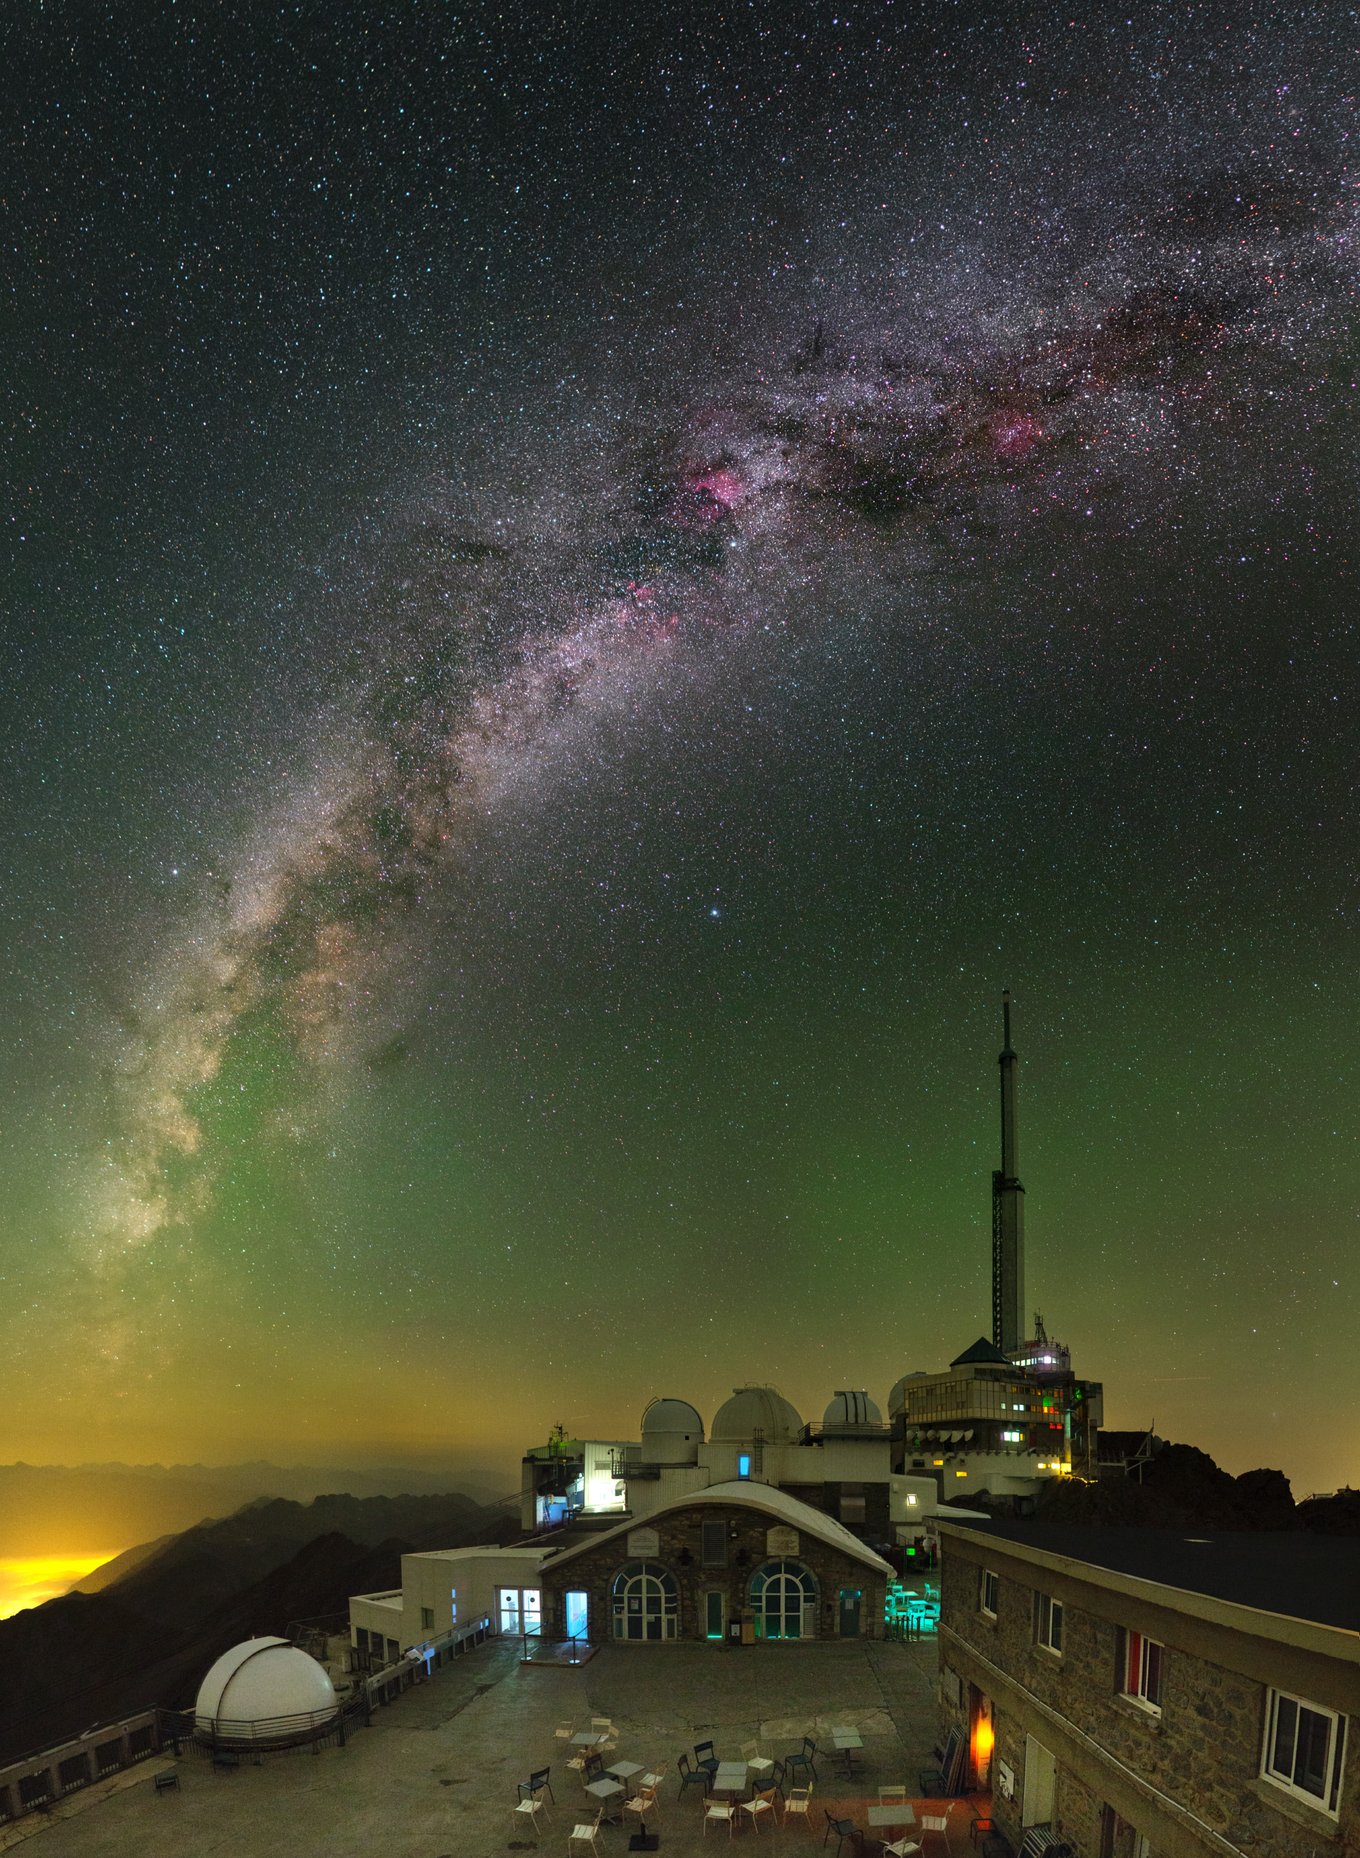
565;1590;589;1642
838;1588;863;1637
968;1686;994;1789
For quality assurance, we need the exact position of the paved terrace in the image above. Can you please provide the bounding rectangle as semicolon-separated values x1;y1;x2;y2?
8;1637;976;1858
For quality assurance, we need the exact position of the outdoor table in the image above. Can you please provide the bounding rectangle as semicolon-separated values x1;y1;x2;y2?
571;1729;609;1747
712;1760;749;1797
831;1727;865;1777
605;1760;645;1784
867;1805;918;1830
586;1776;625;1822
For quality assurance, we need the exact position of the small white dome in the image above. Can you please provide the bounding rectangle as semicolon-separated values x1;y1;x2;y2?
823;1390;882;1429
888;1372;930;1414
711;1385;803;1444
641;1397;705;1439
194;1637;338;1742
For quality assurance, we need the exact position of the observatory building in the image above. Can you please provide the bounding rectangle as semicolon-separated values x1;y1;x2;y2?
193;1637;339;1747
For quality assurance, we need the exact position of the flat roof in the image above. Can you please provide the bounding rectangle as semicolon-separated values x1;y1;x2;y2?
937;1520;1360;1636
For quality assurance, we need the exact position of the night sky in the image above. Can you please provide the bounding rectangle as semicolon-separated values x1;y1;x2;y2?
4;1;1357;1500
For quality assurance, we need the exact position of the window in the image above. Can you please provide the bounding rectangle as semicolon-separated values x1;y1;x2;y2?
1262;1689;1346;1815
1120;1630;1163;1710
701;1520;727;1568
611;1560;679;1641
450;1588;457;1625
420;1607;434;1632
980;1569;999;1618
749;1560;818;1640
1034;1591;1064;1654
737;1452;752;1478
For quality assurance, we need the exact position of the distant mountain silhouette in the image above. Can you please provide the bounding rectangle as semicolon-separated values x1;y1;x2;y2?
0;1489;517;1764
0;1460;514;1558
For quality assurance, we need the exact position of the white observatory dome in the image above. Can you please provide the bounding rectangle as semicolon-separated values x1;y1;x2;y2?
194;1637;338;1743
640;1398;705;1464
888;1372;929;1415
710;1385;803;1444
822;1390;883;1430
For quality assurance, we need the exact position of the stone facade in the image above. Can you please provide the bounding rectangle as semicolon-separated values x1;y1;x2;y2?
936;1524;1358;1858
540;1499;887;1643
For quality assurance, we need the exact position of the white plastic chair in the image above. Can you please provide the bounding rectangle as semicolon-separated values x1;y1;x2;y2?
704;1801;736;1838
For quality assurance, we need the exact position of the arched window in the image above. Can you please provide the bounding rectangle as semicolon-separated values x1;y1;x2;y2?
611;1561;679;1641
749;1560;818;1640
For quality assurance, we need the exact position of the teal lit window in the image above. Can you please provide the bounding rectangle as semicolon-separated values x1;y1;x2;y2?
738;1453;752;1478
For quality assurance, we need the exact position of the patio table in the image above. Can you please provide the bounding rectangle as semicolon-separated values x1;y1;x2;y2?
712;1760;749;1797
605;1760;645;1784
586;1777;625;1823
571;1729;609;1747
867;1806;917;1829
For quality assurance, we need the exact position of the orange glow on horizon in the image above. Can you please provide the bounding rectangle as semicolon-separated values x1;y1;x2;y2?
0;1553;123;1620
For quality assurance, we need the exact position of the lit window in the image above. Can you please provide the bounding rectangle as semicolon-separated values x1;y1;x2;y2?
1002;1430;1023;1443
738;1453;752;1478
1034;1591;1063;1655
1120;1630;1164;1710
980;1569;999;1618
1262;1689;1346;1815
450;1588;457;1625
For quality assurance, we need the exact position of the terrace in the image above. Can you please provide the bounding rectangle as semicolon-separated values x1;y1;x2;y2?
6;1633;984;1858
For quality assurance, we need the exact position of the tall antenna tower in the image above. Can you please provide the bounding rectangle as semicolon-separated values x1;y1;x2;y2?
991;990;1026;1354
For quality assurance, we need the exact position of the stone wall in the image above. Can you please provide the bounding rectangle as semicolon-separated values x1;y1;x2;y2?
937;1534;1358;1858
541;1502;886;1643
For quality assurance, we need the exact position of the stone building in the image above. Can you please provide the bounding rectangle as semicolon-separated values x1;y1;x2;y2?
934;1519;1360;1858
537;1480;893;1644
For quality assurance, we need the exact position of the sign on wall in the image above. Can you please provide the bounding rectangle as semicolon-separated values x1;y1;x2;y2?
627;1527;660;1557
765;1525;799;1556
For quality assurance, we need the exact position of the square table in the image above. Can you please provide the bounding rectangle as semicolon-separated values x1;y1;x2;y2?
712;1760;749;1798
586;1777;625;1823
571;1729;609;1747
605;1761;645;1785
831;1728;864;1750
867;1806;918;1830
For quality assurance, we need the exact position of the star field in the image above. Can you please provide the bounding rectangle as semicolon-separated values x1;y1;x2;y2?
2;1;1357;1493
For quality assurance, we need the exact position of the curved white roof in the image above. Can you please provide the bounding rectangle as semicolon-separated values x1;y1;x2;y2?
194;1637;337;1732
823;1390;883;1429
888;1372;930;1412
541;1481;893;1577
711;1385;803;1443
641;1397;705;1438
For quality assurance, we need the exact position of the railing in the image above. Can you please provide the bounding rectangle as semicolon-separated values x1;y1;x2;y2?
0;1613;494;1828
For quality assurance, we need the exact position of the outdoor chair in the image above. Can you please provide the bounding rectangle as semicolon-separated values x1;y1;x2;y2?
741;1786;781;1833
884;1838;922;1858
514;1795;549;1835
624;1784;660;1826
555;1722;576;1742
591;1717;619;1750
678;1753;711;1799
784;1737;819;1783
640;1762;669;1791
921;1813;953;1855
742;1738;776;1783
824;1811;866;1858
568;1807;604;1857
880;1786;909;1804
519;1768;557;1806
694;1740;722;1780
784;1784;815;1833
704;1801;736;1838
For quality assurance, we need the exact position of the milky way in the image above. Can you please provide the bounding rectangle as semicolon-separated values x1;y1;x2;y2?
89;152;1355;1273
7;0;1358;1482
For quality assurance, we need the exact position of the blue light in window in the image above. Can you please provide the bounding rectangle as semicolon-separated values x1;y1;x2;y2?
738;1453;751;1478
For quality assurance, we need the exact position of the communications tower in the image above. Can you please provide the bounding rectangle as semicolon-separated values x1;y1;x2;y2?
991;990;1025;1355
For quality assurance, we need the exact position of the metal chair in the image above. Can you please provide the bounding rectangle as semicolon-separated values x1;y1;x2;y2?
694;1740;721;1781
678;1753;711;1800
624;1784;660;1827
741;1786;781;1833
784;1737;818;1783
742;1738;776;1784
704;1801;736;1838
784;1784;815;1834
823;1811;866;1858
520;1768;557;1805
921;1813;953;1856
515;1795;549;1835
568;1807;604;1856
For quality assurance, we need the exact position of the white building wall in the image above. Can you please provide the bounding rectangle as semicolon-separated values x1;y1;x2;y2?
399;1546;549;1649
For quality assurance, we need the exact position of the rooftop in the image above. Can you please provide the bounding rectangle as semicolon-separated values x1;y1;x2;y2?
16;1635;943;1858
937;1520;1360;1635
